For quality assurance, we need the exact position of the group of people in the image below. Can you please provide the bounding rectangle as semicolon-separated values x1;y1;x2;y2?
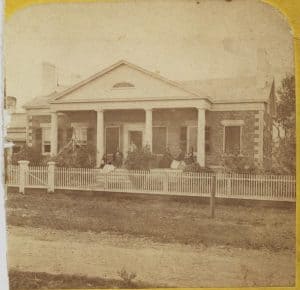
159;147;196;169
100;145;196;170
100;148;124;169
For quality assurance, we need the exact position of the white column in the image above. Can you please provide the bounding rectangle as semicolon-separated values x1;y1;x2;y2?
197;108;206;167
50;112;58;156
96;109;104;167
145;108;153;151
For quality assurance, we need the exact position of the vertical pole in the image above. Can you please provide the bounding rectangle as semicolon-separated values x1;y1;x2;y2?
47;161;56;193
197;108;206;167
96;109;104;168
145;108;153;150
210;173;216;218
18;160;29;194
50;111;58;156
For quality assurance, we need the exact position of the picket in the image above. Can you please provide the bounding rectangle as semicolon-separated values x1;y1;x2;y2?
6;164;296;201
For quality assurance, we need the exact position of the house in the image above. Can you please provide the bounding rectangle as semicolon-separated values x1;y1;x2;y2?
22;60;276;169
5;96;27;153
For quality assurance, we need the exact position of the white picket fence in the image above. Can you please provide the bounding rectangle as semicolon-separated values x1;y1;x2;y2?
6;163;296;202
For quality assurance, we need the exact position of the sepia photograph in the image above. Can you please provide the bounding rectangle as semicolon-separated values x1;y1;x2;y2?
3;0;296;289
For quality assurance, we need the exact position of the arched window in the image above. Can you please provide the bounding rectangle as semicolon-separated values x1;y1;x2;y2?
112;82;135;89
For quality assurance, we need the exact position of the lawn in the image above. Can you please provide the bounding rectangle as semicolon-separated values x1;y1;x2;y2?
6;189;295;251
9;270;153;290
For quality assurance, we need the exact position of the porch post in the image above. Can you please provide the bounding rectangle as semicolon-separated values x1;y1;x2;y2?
145;108;153;151
96;109;104;167
50;111;58;156
197;108;206;167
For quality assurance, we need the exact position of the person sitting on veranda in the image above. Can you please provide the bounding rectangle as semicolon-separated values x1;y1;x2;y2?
185;148;195;165
113;148;123;168
100;153;108;169
159;147;173;168
129;141;137;152
175;148;185;161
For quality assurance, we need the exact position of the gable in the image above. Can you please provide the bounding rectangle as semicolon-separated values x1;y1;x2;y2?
52;63;202;103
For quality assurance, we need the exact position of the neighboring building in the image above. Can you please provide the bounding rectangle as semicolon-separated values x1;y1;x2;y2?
23;60;276;169
5;96;27;153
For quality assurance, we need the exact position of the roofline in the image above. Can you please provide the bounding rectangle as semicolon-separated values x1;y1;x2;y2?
50;60;209;103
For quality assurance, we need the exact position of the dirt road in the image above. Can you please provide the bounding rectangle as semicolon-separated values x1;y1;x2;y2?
8;226;295;287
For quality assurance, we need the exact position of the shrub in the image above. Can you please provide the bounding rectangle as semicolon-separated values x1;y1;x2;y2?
222;154;263;174
11;144;45;165
183;162;213;173
54;144;96;168
125;146;155;170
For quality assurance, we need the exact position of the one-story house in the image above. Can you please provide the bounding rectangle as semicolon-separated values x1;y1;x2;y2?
23;60;276;169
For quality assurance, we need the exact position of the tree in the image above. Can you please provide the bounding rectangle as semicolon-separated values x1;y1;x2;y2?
273;75;295;174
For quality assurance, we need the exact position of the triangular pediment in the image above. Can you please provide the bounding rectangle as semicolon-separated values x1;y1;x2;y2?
51;60;204;104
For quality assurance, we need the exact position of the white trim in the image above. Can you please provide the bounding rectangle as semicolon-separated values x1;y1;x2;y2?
41;126;51;155
70;122;89;128
221;120;245;126
40;123;51;128
222;125;243;155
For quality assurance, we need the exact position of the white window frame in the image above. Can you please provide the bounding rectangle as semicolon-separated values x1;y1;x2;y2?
152;126;168;155
40;123;51;155
222;120;244;155
71;122;88;145
187;126;197;155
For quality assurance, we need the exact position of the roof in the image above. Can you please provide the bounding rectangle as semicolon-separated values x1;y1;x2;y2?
51;60;205;103
23;60;273;109
23;86;68;109
180;76;274;103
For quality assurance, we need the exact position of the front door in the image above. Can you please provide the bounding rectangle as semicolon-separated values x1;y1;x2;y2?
106;127;120;154
129;130;143;149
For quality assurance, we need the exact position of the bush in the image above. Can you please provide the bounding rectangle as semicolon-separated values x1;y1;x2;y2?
183;162;213;173
54;144;96;168
11;144;45;165
125;146;155;170
222;154;263;174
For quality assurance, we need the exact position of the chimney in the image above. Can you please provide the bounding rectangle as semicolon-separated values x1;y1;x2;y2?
42;62;58;95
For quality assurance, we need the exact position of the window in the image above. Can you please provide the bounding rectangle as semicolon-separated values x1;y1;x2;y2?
152;127;167;154
42;127;51;154
112;82;135;89
73;126;88;145
180;126;197;153
224;126;241;155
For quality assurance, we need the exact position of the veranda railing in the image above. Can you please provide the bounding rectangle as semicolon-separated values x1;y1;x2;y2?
6;162;296;202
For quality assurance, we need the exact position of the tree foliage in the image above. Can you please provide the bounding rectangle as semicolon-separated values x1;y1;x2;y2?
125;146;155;170
54;143;96;168
273;74;295;174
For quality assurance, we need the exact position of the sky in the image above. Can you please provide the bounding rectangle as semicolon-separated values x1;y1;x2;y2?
4;0;294;111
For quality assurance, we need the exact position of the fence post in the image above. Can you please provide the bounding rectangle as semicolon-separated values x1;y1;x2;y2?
210;173;216;218
163;172;168;193
18;160;29;194
47;161;56;193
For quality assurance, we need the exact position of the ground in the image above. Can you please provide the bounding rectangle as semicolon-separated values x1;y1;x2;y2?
6;189;296;289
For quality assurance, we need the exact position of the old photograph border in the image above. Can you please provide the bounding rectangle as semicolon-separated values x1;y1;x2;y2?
2;0;300;289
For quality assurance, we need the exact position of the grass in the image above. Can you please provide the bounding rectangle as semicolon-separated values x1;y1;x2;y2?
9;270;154;289
6;189;295;251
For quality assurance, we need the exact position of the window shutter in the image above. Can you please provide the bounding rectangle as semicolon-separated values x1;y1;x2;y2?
34;127;42;152
87;128;95;147
67;127;73;140
35;128;42;140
